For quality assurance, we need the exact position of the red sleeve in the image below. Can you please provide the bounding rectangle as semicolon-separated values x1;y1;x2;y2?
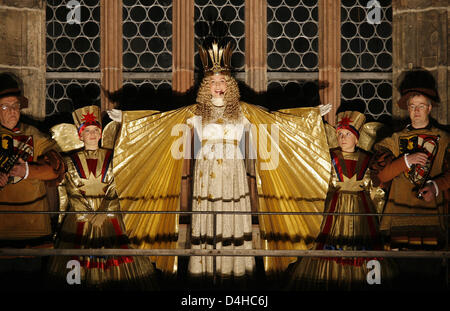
378;156;409;183
28;150;66;186
434;170;450;193
434;149;450;193
370;147;408;187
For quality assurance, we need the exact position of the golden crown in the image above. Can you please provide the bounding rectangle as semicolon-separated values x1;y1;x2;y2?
198;41;234;76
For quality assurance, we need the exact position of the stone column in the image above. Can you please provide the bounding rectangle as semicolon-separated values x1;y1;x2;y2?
318;0;341;126
392;0;448;124
0;0;46;119
100;0;122;111
245;0;267;93
172;0;194;94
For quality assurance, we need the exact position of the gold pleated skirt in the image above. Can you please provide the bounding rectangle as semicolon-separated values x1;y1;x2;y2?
48;214;159;290
287;190;398;290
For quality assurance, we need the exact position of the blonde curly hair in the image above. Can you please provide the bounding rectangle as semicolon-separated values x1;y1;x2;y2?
195;75;242;123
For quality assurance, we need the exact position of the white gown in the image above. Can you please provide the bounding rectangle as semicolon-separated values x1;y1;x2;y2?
187;109;255;279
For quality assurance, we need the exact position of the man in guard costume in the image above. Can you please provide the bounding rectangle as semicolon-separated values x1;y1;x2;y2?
372;69;449;286
0;72;65;288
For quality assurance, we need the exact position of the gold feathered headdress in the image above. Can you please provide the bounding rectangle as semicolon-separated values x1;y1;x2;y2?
198;41;234;76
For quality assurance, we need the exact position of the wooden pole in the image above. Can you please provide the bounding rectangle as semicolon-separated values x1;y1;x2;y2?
245;0;267;93
100;0;123;111
319;0;341;125
172;0;195;94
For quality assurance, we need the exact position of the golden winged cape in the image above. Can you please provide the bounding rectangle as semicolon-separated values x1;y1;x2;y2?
112;103;332;274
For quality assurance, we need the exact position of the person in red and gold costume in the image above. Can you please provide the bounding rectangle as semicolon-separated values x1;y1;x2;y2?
287;103;397;290
0;72;65;288
47;104;159;290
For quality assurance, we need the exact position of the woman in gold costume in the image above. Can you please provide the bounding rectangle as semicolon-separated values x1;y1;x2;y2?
287;105;397;290
48;105;158;290
186;49;255;284
108;41;333;287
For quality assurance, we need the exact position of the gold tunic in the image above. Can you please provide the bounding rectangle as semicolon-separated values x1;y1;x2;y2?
48;148;158;290
288;148;397;290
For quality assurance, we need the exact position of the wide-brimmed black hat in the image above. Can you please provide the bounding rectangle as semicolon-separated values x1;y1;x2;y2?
0;72;28;108
397;69;440;110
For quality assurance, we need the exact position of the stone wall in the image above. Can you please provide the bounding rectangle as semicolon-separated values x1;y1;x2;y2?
392;0;448;124
0;0;46;119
